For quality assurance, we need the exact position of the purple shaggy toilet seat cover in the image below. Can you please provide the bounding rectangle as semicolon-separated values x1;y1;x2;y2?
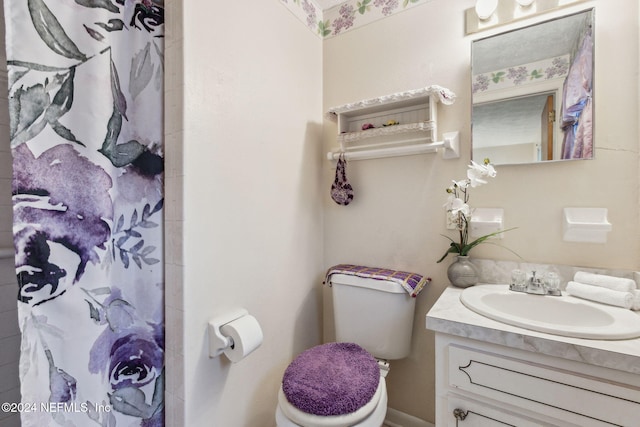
282;342;380;416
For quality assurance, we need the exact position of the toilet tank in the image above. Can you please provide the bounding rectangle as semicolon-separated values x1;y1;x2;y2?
331;274;416;360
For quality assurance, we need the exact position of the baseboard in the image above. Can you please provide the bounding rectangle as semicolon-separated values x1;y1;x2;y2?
384;408;434;427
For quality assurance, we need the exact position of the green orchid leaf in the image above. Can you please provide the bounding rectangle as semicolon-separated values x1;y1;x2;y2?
464;227;518;253
28;0;87;60
437;246;456;263
437;237;462;263
479;239;523;259
437;228;519;262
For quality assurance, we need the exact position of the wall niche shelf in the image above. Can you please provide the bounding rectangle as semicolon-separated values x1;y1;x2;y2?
326;85;460;161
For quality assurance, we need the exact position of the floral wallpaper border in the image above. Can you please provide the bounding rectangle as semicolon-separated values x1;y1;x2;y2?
472;55;570;95
279;0;432;38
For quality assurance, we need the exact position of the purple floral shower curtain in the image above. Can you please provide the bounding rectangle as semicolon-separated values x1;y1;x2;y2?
4;0;164;426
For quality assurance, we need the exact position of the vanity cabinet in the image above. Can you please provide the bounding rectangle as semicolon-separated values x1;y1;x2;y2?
435;334;640;426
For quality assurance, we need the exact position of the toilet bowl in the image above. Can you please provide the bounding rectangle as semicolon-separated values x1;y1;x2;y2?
275;343;387;427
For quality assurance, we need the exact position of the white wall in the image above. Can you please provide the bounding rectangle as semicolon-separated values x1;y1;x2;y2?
165;0;324;426
323;0;639;422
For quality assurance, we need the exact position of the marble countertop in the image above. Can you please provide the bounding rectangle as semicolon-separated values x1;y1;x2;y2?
426;285;640;375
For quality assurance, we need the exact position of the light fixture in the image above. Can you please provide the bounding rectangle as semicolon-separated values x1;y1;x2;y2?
466;0;583;35
475;0;498;20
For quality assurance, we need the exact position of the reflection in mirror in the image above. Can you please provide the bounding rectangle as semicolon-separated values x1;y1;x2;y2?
471;9;594;165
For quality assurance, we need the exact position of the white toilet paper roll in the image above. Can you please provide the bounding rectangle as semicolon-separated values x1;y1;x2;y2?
220;314;263;362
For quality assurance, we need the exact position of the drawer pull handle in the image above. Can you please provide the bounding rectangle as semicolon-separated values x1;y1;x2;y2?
453;408;468;420
453;408;516;426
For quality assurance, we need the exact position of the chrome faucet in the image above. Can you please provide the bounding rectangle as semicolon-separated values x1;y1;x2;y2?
526;271;546;295
509;270;562;296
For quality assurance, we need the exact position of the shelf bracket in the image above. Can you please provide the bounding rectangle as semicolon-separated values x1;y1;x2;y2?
441;131;460;160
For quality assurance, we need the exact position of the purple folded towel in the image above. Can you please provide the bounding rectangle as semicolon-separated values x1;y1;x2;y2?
282;342;380;416
324;264;431;297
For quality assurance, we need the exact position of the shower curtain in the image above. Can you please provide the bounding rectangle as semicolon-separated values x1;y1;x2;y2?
4;0;164;426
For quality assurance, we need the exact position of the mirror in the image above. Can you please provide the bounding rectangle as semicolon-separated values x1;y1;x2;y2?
471;9;594;165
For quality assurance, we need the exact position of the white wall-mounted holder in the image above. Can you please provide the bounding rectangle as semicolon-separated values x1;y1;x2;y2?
563;207;612;243
470;208;505;239
326;85;459;161
208;308;264;362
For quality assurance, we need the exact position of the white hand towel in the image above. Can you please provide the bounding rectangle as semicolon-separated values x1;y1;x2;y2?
633;290;640;311
565;281;633;309
573;271;637;292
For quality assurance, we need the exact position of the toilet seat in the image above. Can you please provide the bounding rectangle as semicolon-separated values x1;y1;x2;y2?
276;377;386;427
277;343;386;427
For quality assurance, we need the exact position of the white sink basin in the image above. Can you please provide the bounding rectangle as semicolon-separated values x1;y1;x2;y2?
460;285;640;340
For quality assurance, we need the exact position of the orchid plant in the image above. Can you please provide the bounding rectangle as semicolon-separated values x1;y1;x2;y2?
438;159;516;263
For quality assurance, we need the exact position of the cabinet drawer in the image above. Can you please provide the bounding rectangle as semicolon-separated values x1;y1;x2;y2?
448;345;640;426
447;394;554;427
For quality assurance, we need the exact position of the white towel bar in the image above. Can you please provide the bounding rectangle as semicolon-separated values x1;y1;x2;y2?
327;131;460;161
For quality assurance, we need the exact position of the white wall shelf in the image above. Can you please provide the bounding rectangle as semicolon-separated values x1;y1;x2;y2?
326;85;459;161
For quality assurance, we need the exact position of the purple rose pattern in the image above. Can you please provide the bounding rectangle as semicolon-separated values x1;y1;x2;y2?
7;0;164;425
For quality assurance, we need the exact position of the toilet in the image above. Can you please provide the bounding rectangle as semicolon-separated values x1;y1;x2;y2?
276;266;422;427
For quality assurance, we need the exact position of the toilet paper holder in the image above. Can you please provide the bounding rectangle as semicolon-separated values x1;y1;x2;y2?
208;308;252;358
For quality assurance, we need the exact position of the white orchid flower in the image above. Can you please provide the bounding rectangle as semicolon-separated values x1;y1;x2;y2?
449;197;470;216
452;179;469;189
467;168;488;187
443;194;455;209
484;162;497;178
468;159;497;177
